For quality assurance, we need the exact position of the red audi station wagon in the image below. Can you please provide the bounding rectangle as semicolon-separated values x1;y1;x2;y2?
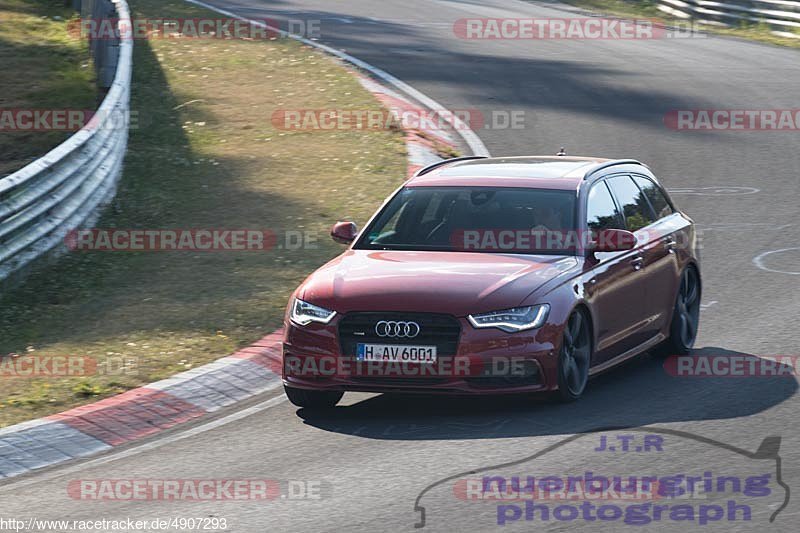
282;156;701;407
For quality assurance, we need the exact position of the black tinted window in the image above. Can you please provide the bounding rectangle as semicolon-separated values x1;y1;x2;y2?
607;175;656;231
586;182;624;231
633;175;673;220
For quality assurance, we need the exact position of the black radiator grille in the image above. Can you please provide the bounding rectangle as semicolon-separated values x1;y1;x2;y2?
338;312;461;357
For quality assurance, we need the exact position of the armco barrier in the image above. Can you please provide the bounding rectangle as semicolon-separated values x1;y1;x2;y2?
0;0;132;285
658;0;800;35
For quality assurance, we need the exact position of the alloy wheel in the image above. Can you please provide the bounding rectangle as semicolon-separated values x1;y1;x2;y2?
559;311;591;398
677;267;701;348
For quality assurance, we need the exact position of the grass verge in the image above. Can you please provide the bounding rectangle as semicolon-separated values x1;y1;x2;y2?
556;0;800;48
0;0;97;177
0;0;406;426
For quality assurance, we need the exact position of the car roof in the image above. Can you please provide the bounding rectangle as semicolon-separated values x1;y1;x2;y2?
407;156;644;190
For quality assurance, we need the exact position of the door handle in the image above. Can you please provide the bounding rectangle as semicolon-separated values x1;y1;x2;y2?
663;236;676;252
631;256;644;270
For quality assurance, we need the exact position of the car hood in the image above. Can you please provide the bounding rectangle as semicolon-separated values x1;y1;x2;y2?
297;250;578;316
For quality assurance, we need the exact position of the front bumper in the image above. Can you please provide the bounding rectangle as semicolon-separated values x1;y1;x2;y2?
282;314;561;395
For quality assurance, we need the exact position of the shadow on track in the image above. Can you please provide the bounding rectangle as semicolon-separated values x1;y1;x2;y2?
296;348;797;440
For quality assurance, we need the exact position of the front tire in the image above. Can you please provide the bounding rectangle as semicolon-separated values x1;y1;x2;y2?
284;385;343;409
556;310;592;402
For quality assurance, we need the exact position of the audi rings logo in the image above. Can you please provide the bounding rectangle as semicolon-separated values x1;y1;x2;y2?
375;321;421;338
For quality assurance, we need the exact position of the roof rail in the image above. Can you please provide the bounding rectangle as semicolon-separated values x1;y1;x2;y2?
583;159;644;180
414;155;488;177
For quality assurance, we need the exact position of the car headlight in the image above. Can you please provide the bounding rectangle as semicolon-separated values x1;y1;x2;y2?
290;298;336;326
467;304;550;333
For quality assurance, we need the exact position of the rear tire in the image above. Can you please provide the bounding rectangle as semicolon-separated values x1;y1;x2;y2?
284;385;343;409
556;309;592;402
654;266;701;358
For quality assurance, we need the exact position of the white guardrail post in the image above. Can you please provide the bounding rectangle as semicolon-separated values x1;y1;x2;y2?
0;0;132;286
658;0;800;36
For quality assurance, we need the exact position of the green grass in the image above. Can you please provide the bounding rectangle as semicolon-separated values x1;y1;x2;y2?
0;0;407;426
0;0;97;176
557;0;800;48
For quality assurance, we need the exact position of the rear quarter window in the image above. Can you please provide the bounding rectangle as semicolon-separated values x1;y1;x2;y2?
606;175;657;232
633;175;674;220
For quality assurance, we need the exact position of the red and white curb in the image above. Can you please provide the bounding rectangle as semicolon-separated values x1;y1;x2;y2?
0;75;458;483
0;332;282;479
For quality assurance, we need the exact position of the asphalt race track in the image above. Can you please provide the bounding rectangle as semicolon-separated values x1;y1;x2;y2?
3;1;800;531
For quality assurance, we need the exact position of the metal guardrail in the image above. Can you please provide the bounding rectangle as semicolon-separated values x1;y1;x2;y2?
658;0;800;35
0;0;132;284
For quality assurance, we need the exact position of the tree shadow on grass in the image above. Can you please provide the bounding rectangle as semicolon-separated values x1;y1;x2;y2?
0;34;346;352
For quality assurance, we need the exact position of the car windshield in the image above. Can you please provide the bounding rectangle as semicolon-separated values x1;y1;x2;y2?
355;186;577;254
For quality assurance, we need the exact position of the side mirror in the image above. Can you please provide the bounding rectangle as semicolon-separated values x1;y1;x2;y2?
591;228;636;253
330;221;358;244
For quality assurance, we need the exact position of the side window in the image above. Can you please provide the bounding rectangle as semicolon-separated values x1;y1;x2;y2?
606;175;656;232
586;181;625;231
632;175;674;220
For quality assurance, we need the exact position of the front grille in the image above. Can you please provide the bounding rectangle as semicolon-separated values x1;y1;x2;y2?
338;312;461;357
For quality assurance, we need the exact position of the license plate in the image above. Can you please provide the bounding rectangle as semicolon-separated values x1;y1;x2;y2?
356;343;437;363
